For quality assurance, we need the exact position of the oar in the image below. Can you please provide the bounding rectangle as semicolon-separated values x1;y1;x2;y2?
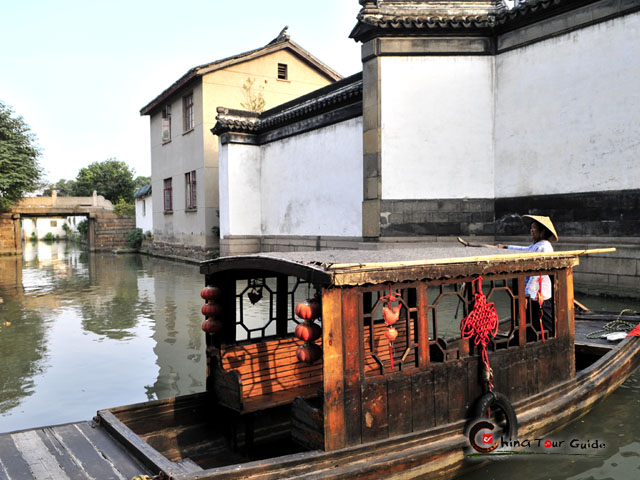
457;237;501;249
458;237;593;312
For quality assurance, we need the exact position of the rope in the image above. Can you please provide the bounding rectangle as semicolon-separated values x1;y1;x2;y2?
461;276;499;390
586;309;639;339
537;275;545;343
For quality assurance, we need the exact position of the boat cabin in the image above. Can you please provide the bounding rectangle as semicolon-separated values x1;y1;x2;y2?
200;247;578;452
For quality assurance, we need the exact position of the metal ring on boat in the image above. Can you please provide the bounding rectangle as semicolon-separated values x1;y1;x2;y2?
472;391;518;443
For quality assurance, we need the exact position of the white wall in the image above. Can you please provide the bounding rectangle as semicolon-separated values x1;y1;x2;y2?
22;218;68;239
380;56;495;200
495;13;640;198
219;142;262;237
260;118;363;236
135;195;153;233
220;117;363;238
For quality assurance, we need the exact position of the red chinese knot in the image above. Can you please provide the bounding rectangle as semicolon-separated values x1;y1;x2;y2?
460;276;499;373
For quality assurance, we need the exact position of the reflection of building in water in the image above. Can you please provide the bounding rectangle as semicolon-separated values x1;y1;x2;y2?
0;251;47;419
144;260;205;400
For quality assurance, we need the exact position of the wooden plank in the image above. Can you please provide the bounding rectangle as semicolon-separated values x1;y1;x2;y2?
342;288;362;447
432;365;448;426
0;434;33;480
35;427;95;480
417;283;430;368
10;430;70;480
74;422;153;479
387;375;413;436
47;424;124;480
517;276;527;347
97;409;178;475
360;379;389;443
446;361;467;422
410;370;434;431
321;287;346;451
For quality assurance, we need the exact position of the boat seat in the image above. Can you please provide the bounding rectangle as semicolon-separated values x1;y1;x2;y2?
211;336;323;414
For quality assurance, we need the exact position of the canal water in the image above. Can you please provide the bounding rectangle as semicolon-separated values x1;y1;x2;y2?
0;242;638;478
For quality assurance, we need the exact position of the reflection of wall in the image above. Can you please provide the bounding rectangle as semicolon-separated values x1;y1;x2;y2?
144;259;206;400
21;217;68;240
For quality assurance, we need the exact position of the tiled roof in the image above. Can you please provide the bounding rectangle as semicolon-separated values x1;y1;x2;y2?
133;184;151;199
140;30;342;116
350;0;579;39
212;72;362;136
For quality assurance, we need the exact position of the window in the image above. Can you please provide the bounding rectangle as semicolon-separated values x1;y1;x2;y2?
142;199;146;216
163;178;173;212
277;63;288;80
185;170;197;210
162;104;171;143
183;93;194;132
50;220;57;227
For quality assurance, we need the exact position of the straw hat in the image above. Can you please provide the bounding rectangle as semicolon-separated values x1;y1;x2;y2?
522;215;559;242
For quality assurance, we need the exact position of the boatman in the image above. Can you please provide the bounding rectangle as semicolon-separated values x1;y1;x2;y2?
497;215;559;338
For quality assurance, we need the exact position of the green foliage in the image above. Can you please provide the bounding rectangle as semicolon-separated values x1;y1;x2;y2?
240;77;266;113
125;228;143;249
144;230;152;238
134;175;151;190
113;198;134;217
0;102;43;210
29;232;36;242
43;179;76;197
77;219;88;238
62;223;71;236
72;158;136;203
43;232;55;242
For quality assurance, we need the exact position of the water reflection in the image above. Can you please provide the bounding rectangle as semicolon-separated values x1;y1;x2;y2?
0;241;206;433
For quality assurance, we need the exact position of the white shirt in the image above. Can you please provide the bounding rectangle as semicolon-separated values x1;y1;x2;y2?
507;240;553;300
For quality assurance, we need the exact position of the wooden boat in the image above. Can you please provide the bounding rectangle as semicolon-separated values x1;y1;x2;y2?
96;247;640;480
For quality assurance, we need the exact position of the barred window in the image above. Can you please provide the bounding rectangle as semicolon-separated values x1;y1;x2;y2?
183;93;194;132
162;104;171;143
163;178;173;212
277;63;288;80
185;170;196;210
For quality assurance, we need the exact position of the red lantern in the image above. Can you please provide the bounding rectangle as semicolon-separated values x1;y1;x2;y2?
202;318;223;334
201;287;222;301
295;321;322;342
201;303;222;317
383;304;401;326
384;327;398;342
295;299;321;320
296;343;322;364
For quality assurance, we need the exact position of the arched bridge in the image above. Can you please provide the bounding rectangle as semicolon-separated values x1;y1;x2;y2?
0;191;134;254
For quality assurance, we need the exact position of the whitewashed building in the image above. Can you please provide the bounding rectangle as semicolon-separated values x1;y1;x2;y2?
214;0;640;297
133;184;153;233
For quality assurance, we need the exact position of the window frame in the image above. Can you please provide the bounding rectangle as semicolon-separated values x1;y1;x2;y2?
163;178;173;212
185;170;197;210
183;93;194;133
277;63;288;81
162;104;171;143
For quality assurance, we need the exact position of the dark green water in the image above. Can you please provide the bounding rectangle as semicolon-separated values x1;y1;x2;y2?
0;242;205;433
0;242;638;478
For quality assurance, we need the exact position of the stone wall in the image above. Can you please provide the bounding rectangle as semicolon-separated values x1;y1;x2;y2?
93;215;136;251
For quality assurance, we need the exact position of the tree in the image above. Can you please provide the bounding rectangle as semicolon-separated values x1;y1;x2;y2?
240;77;266;113
134;175;151;189
72;158;136;203
0;102;43;210
43;178;76;197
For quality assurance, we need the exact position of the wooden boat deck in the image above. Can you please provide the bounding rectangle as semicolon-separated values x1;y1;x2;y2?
0;421;158;480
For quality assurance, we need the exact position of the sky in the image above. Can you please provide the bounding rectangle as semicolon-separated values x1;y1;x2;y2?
1;0;363;184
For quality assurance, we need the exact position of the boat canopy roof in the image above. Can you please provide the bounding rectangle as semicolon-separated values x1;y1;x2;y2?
201;247;613;287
